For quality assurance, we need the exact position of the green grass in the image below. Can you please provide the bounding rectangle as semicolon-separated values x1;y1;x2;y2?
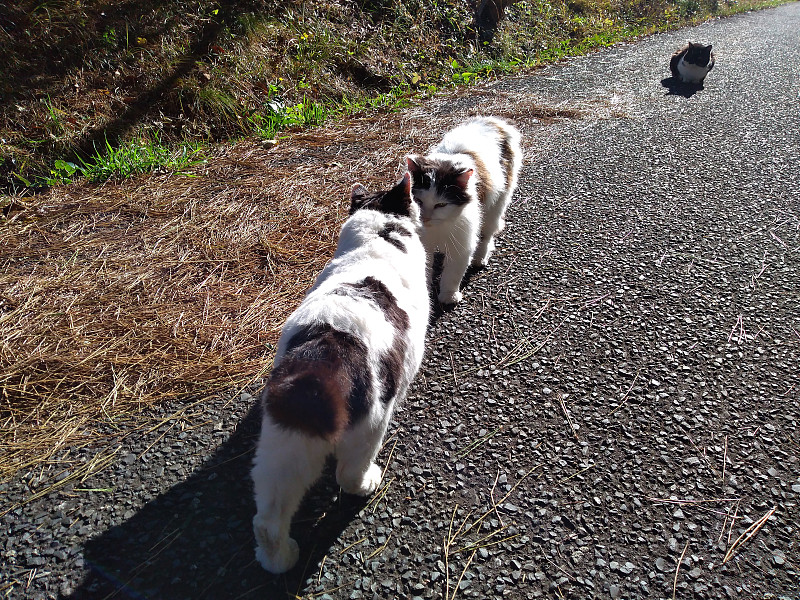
42;135;207;186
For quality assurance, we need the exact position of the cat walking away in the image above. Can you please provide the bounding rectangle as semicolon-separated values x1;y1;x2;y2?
670;42;715;85
251;172;430;573
406;116;522;304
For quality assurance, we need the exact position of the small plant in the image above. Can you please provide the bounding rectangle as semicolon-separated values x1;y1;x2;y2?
102;26;118;48
680;0;703;16
79;136;206;182
42;96;66;138
248;95;329;139
37;136;206;187
43;160;81;186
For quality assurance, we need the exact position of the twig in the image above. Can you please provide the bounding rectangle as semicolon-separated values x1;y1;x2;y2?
606;369;642;417
672;541;689;600
460;465;539;539
380;438;398;479
454;532;521;555
556;463;594;485
444;504;458;600
723;506;777;564
727;500;740;546
721;435;728;486
366;477;395;513
339;537;367;555
489;470;503;527
316;555;327;584
450;550;477;600
648;496;740;505
449;351;459;389
455;426;502;459
558;394;579;441
366;533;392;560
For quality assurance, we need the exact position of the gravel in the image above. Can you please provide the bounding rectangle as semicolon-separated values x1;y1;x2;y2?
2;4;799;599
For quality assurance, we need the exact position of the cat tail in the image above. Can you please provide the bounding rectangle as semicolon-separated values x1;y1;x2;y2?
669;51;682;79
262;357;352;441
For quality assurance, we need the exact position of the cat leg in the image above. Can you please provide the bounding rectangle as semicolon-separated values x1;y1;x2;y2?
251;420;328;573
471;235;496;268
438;250;472;304
472;195;511;267
334;417;389;496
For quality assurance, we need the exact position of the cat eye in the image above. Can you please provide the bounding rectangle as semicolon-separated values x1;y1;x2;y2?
434;202;448;209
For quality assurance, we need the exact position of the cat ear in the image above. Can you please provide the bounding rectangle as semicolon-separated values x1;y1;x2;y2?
349;183;370;214
706;44;713;51
386;172;413;215
398;171;412;197
351;183;368;199
405;156;422;175
454;168;474;190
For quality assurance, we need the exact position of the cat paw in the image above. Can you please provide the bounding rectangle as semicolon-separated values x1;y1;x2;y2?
470;256;489;268
255;537;299;574
339;462;383;496
438;290;463;305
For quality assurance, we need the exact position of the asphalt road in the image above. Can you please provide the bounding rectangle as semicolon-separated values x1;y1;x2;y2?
3;4;799;599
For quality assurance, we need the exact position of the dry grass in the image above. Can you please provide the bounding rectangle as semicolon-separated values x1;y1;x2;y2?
0;85;582;483
0;140;342;481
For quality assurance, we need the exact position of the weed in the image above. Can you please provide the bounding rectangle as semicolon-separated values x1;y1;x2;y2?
38;135;207;186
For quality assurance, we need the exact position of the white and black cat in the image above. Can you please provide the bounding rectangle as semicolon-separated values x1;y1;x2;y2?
670;42;715;85
251;172;430;574
406;116;522;304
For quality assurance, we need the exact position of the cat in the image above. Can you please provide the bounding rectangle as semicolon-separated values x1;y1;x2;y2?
251;171;430;574
405;116;522;305
670;42;715;85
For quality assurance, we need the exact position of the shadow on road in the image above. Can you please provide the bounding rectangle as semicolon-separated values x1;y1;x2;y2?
427;254;487;327
63;402;368;600
660;76;704;98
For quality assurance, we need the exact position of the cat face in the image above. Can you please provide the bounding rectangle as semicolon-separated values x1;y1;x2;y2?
349;172;420;223
685;42;713;66
405;156;474;226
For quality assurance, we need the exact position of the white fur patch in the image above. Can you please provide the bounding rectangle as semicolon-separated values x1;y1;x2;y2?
677;57;711;84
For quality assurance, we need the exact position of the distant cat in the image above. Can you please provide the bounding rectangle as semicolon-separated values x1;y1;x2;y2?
406;116;522;304
670;42;715;85
251;172;430;574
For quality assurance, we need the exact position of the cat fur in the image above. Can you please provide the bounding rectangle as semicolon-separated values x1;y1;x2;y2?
251;172;430;573
670;42;715;85
406;116;522;304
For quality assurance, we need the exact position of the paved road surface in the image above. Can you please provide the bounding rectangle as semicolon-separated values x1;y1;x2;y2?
2;3;799;599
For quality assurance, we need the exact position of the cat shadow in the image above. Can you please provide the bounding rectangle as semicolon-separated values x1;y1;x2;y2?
63;401;369;600
427;253;485;327
660;76;704;98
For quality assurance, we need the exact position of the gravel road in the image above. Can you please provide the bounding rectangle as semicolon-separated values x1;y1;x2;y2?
3;4;799;599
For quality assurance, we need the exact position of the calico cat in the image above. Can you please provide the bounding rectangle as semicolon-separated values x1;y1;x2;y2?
670;42;715;85
406;116;522;304
251;172;430;574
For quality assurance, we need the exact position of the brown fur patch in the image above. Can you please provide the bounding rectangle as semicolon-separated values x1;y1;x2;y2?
379;335;407;405
343;277;409;333
461;150;492;205
263;323;370;439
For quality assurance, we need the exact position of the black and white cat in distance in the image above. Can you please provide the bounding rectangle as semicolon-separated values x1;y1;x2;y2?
250;172;430;574
406;116;522;305
670;42;715;85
